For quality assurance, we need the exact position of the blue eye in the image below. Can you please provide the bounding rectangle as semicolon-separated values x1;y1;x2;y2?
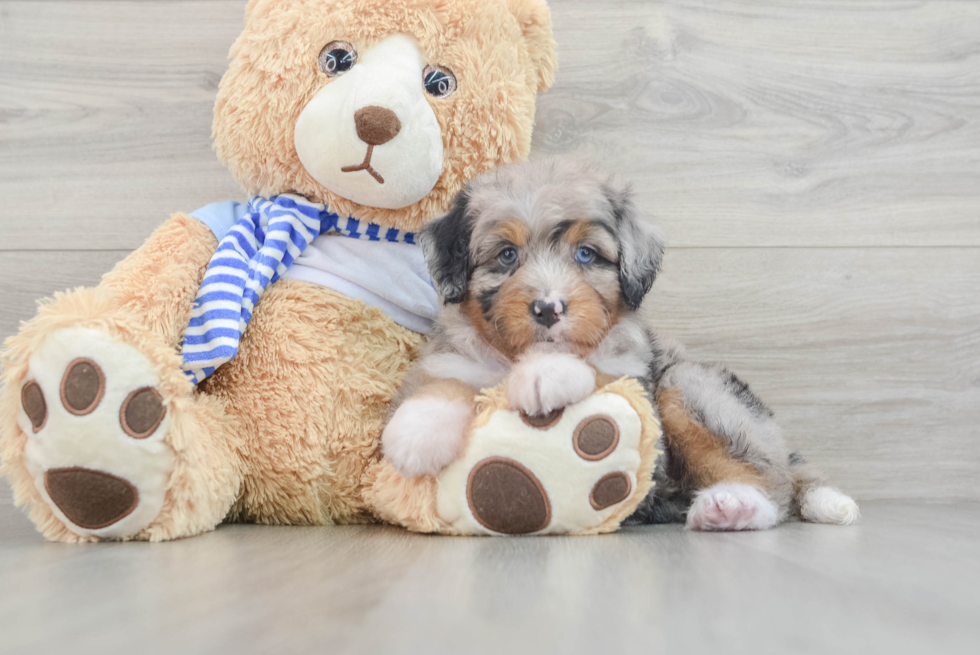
498;247;518;266
575;246;596;265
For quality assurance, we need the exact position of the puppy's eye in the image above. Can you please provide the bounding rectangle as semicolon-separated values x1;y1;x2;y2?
423;65;457;98
319;41;357;77
498;247;519;266
575;246;597;265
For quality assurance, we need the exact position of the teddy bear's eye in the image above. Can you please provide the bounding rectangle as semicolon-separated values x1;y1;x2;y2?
423;65;457;98
319;41;357;77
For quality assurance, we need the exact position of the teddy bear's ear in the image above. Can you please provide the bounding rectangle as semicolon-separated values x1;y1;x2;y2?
244;0;262;19
506;0;559;93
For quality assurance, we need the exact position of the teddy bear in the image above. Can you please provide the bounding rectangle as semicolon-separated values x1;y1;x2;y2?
0;0;661;541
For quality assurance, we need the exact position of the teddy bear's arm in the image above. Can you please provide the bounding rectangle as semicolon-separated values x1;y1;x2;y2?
101;213;219;348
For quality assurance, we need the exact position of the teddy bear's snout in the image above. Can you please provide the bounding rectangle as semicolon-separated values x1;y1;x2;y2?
353;105;402;146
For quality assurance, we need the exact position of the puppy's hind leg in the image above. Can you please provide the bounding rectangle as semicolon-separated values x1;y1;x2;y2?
657;387;781;531
791;454;860;525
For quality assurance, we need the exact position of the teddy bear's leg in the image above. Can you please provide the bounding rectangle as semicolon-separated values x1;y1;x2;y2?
195;281;423;527
386;377;661;536
0;214;247;541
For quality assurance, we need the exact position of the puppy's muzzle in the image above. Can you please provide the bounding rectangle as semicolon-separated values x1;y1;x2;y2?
530;298;566;328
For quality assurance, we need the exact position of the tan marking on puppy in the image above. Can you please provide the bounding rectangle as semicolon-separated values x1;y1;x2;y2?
561;219;593;247
595;372;619;388
564;282;616;356
657;387;767;491
413;377;480;406
389;369;480;417
491;220;530;248
461;269;538;359
559;219;618;261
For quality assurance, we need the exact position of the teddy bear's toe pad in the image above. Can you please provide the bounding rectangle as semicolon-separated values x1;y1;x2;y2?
437;392;644;535
44;467;139;530
21;381;48;432
61;358;105;415
590;472;632;510
17;327;174;539
467;457;551;534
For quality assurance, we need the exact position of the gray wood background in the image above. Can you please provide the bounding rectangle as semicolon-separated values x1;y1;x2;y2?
1;0;978;504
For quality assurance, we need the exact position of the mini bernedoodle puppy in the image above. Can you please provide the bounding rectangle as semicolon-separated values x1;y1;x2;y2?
382;158;859;531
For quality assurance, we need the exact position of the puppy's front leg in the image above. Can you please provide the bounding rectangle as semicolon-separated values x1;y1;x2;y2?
382;379;477;478
507;352;597;416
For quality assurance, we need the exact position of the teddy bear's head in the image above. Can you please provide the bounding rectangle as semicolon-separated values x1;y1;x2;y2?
213;0;557;231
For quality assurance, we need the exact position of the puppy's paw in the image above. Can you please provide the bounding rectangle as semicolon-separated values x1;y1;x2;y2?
382;398;472;478
799;486;860;525
686;483;779;531
507;353;596;416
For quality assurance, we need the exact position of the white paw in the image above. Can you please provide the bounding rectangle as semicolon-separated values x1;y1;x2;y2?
800;486;860;525
382;398;472;478
17;327;174;539
507;353;596;416
686;483;779;531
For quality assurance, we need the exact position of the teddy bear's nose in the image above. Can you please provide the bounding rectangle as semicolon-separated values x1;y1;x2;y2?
353;105;402;146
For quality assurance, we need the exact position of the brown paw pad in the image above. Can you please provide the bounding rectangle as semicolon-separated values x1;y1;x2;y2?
44;467;139;529
467;457;551;534
520;407;564;429
590;472;632;510
573;415;619;461
120;387;166;439
21;381;48;432
60;358;105;416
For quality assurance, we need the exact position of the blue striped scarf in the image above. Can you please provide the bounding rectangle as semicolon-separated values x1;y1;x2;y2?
181;194;418;384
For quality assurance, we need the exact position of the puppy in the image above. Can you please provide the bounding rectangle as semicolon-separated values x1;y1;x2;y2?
382;158;860;531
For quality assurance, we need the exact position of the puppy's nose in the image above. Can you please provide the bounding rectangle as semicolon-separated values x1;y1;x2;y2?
353;106;401;146
530;299;566;328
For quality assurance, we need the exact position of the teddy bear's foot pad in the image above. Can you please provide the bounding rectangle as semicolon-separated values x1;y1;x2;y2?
17;327;174;538
467;458;551;534
440;392;645;535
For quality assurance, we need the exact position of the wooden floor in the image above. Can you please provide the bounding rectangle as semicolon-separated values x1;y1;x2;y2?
0;499;977;655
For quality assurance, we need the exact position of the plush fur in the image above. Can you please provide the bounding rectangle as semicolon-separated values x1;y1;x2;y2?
0;0;557;541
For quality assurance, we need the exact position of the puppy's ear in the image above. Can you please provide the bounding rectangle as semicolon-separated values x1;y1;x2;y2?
421;190;474;304
606;184;666;311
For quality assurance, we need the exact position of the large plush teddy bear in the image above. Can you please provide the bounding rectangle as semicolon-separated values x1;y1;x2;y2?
1;0;661;541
